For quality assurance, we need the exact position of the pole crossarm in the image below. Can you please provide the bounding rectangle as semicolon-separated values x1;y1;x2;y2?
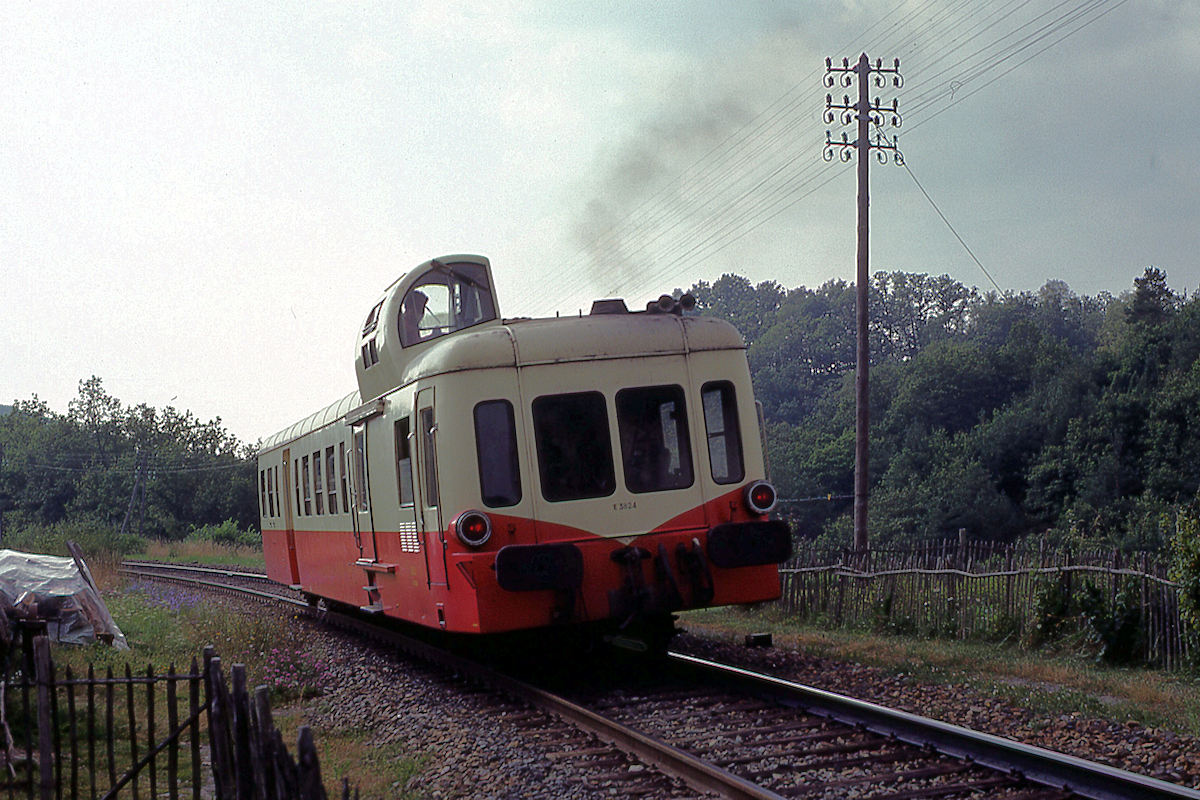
823;55;904;165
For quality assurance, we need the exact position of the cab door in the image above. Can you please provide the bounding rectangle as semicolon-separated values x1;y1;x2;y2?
416;387;447;587
349;424;378;561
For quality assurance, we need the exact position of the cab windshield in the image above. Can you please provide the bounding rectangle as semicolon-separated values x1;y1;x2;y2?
398;262;497;347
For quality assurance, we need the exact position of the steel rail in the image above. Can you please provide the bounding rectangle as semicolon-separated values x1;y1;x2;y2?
668;651;1200;800
121;566;307;607
122;560;273;582
326;609;787;800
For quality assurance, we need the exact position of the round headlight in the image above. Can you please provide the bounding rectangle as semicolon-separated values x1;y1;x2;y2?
745;480;777;514
454;510;492;548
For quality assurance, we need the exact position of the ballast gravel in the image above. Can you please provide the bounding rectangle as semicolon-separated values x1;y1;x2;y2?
671;629;1200;790
253;604;1200;797
290;628;692;799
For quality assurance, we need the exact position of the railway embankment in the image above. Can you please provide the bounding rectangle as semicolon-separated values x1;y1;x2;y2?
63;564;1200;796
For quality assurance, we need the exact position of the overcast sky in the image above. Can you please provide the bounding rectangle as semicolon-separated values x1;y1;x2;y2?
3;1;1197;443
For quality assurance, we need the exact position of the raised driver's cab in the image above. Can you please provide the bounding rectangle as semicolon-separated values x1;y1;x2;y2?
355;255;501;403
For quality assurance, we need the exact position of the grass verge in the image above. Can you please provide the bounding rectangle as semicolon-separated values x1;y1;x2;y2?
133;538;266;570
48;576;421;799
681;605;1200;737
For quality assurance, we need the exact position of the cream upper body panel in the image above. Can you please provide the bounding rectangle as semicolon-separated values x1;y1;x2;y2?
259;312;746;458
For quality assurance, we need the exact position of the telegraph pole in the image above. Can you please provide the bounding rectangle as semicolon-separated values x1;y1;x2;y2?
824;53;902;555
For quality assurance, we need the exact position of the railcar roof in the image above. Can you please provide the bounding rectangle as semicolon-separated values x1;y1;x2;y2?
258;391;360;455
259;313;743;455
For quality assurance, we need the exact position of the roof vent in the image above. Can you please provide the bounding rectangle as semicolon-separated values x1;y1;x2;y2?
590;298;629;315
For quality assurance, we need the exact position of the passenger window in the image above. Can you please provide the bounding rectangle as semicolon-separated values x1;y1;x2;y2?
616;386;694;493
271;466;279;518
325;446;338;514
395;418;415;507
420;408;439;507
474;400;521;507
702;382;744;484
312;451;324;515
398;261;497;347
301;455;312;515
532;392;615;502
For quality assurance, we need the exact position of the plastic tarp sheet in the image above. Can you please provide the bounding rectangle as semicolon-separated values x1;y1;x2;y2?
0;549;128;649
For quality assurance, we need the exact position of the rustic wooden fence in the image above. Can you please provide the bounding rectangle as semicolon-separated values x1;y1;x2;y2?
0;633;340;800
776;537;1192;669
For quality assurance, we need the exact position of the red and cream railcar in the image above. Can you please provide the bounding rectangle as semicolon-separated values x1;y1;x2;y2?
256;255;789;641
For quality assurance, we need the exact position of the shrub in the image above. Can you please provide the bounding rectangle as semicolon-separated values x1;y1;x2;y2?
1078;579;1146;665
1169;505;1200;660
1024;574;1076;649
0;518;145;561
186;519;259;549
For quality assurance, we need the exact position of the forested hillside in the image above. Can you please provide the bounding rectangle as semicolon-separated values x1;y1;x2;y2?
0;377;255;543
688;267;1200;551
5;266;1196;556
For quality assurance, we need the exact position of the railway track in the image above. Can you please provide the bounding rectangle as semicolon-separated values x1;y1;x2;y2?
121;561;1200;800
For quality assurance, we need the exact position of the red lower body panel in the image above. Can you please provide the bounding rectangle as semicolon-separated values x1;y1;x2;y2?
265;523;783;635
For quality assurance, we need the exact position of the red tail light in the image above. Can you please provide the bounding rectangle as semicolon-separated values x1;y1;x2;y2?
745;480;777;514
454;510;492;547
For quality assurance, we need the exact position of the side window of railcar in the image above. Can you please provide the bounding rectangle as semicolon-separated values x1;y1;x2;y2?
270;466;279;517
701;381;745;484
532;392;615;502
301;455;312;516
474;400;521;507
312;451;324;515
394;418;415;507
419;408;439;507
325;446;338;514
616;386;694;494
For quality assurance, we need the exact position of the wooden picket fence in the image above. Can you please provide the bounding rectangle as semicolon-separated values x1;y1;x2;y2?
0;634;341;800
776;537;1193;669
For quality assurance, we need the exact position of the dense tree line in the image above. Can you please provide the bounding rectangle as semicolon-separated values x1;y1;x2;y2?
0;377;256;542
5;267;1197;557
688;266;1200;551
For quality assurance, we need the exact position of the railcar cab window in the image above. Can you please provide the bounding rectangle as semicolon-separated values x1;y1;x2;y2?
533;392;615;502
701;381;744;484
474;400;521;507
617;385;694;493
397;261;497;347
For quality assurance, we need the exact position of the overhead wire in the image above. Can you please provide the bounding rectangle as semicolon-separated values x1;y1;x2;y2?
531;0;1129;314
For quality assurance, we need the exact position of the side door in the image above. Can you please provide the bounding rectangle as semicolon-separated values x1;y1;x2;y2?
416;387;447;587
279;448;300;586
349;424;378;561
